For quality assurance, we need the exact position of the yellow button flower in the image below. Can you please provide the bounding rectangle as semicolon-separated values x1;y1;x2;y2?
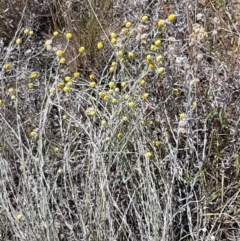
158;19;165;27
65;32;73;39
90;82;96;88
125;22;132;28
141;15;148;22
4;63;12;70
89;74;95;80
78;46;85;53
53;31;59;37
15;38;22;44
156;55;163;62
109;81;115;89
139;79;146;86
97;42;104;50
121;82;127;88
17;214;23;221
154;39;161;47
57;82;65;89
157;67;165;74
128;52;134;59
59;58;66;64
30;72;38;79
111;32;117;38
168;14;176;22
179;113;186;120
65;76;71;82
63;86;70;92
23;29;29;35
145;152;152;158
128;101;135;108
28;83;34;89
56;50;64;57
111;38;117;45
73;72;80;78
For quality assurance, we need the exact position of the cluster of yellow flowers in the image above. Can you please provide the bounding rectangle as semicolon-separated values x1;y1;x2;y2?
2;13;177;158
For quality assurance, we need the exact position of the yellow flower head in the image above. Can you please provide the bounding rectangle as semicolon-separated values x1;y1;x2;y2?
78;46;85;53
117;51;123;58
54;147;60;153
23;29;29;35
168;14;176;22
122;116;128;122
28;83;34;89
63;86;70;92
156;55;163;62
99;91;106;99
121;81;127;88
66;80;73;87
128;101;135;108
64;76;71;82
172;88;179;96
154;39;161;47
111;98;117;104
62;114;68;120
85;107;95;116
29;30;34;36
30;131;37;138
146;54;152;61
111;38;117;45
141;15;148;22
109;66;115;72
150;44;157;51
158;19;165;27
90;82;96;88
101;120;107;126
157;67;165;74
117;132;123;139
73;72;80;78
111;32;117;38
60;57;66;64
179;113;186;120
16;38;22;44
97;42;104;50
145;152;152;158
57;82;65;89
30;72;38;79
56;50;64;57
128;52;134;59
139;79;146;86
109;81;115;89
8;87;15;94
53;31;59;37
0;99;3;106
17;214;23;221
65;32;73;39
4;63;12;70
142;93;149;99
148;63;155;70
103;95;109;101
125;22;132;28
124;94;130;100
111;62;117;67
155;141;161;147
44;40;52;47
89;74;95;80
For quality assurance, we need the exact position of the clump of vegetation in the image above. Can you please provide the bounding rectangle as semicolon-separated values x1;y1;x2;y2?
0;0;239;240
